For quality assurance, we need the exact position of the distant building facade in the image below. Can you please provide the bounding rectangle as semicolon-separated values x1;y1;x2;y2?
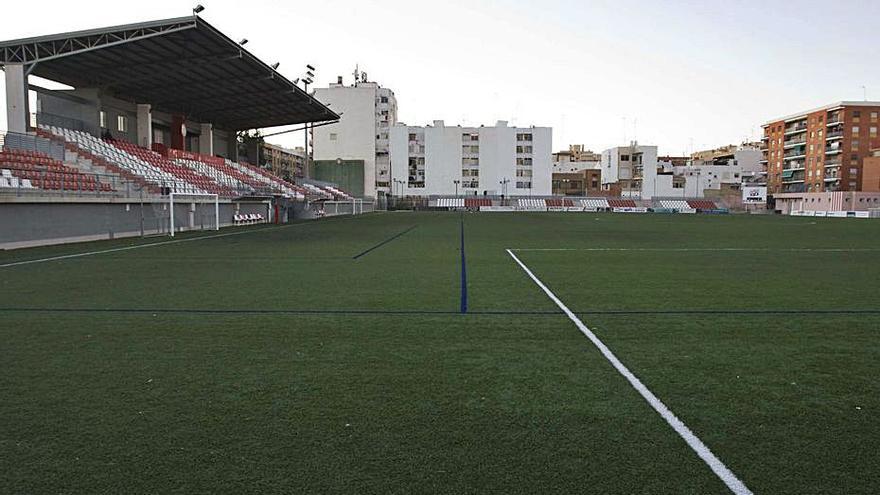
313;70;398;198
762;102;880;194
553;144;601;163
262;142;306;180
389;120;552;196
552;168;601;196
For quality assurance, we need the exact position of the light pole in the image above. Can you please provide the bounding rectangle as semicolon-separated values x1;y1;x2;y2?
300;65;316;177
499;178;510;205
453;179;460;199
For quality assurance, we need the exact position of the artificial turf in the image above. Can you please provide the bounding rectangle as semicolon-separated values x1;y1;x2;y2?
1;211;878;493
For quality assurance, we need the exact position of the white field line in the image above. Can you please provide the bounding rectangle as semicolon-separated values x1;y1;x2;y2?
511;247;879;252
506;248;753;495
0;217;356;269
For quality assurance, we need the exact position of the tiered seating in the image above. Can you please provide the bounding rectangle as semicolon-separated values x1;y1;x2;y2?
518;198;545;209
234;213;266;225
232;161;309;199
324;185;353;200
0;149;112;192
658;200;691;210
465;198;492;208
687;200;718;210
40;125;200;195
581;198;609;210
608;199;637;208
174;158;257;196
109;139;234;197
437;198;465;208
545;198;575;207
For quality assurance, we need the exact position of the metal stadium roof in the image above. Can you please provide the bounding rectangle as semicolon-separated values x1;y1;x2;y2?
0;16;339;130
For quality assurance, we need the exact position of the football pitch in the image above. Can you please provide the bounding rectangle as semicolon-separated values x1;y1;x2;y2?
2;212;879;494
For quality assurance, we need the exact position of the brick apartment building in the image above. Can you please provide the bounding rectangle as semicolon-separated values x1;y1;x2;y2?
762;102;880;194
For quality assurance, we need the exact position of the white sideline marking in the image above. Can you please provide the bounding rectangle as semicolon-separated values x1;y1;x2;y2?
511;247;878;252
506;248;753;495
0;218;349;269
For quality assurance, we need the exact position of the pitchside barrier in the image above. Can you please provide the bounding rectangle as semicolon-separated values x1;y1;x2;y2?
791;210;879;218
478;205;712;214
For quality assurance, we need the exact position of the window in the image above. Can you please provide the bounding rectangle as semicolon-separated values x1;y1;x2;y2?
117;115;128;133
851;140;860;151
329;133;338;141
852;126;860;134
380;96;389;103
871;127;878;137
620;154;630;161
462;157;479;166
849;168;859;175
99;111;107;128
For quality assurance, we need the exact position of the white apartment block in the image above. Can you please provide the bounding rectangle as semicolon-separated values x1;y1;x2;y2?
313;72;398;198
389;120;552;196
673;147;764;197
601;143;660;199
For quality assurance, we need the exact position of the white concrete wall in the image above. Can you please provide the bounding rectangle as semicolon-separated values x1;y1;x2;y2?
424;123;463;195
528;127;553;195
313;85;378;197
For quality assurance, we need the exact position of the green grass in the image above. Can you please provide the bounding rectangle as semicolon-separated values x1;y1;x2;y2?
2;212;879;493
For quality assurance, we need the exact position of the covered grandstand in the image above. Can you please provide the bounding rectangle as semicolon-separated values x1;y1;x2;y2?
0;14;364;248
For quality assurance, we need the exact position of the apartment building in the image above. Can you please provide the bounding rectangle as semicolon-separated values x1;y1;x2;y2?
553;144;601;163
389;120;552;196
261;143;306;180
552;168;602;196
675;145;765;193
864;149;880;192
600;143;661;198
762;102;880;194
313;70;398;198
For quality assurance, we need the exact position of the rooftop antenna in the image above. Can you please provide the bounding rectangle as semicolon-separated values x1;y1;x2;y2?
862;85;868;101
353;64;359;87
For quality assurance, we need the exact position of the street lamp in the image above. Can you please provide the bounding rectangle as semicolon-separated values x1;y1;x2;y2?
499;178;510;205
453;179;460;198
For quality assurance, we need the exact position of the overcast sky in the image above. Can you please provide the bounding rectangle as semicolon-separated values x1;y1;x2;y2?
2;0;879;155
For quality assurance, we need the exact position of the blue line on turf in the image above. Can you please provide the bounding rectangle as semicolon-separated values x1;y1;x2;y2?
352;225;417;259
459;213;468;314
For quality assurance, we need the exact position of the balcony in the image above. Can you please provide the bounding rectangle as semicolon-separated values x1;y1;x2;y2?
825;158;842;168
784;123;808;135
826;115;842;126
783;150;806;160
826;130;843;140
825;145;842;155
783;137;807;148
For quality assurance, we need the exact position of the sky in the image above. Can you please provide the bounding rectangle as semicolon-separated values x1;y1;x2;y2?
1;0;879;155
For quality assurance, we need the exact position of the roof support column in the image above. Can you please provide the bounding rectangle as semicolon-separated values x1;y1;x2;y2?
199;122;213;155
136;104;153;148
4;64;30;134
